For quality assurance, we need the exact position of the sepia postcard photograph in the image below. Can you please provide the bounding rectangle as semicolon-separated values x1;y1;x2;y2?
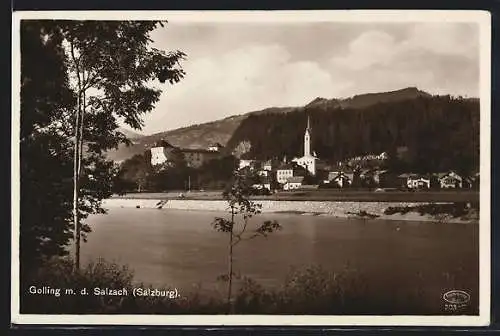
11;10;491;326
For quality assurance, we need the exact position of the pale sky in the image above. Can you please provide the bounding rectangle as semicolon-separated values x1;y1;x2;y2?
135;20;479;135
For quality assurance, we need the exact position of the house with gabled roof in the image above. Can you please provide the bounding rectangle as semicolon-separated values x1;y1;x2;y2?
276;163;295;184
208;142;224;152
405;173;431;189
283;176;304;191
329;171;353;188
239;159;256;170
252;176;272;191
435;171;463;188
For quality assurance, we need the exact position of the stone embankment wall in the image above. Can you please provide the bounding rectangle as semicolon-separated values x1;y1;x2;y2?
101;198;476;223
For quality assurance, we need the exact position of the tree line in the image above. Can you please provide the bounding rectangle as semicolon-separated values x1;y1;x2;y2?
225;96;479;176
114;152;241;193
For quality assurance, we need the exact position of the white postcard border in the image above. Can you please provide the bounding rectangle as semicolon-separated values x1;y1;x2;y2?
11;10;492;326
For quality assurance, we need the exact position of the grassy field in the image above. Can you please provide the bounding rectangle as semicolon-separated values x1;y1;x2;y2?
113;189;480;203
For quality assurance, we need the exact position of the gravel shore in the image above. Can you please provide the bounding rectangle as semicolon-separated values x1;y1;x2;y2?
101;198;478;224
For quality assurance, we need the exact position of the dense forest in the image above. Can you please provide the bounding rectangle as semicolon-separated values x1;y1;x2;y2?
225;95;479;175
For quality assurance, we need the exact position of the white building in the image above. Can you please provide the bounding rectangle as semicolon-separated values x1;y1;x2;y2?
292;115;318;176
437;171;463;188
407;175;431;189
150;139;221;168
150;140;176;166
208;143;224;152
263;160;273;171
283;176;304;191
238;159;255;170
276;164;294;184
257;170;269;177
330;172;352;188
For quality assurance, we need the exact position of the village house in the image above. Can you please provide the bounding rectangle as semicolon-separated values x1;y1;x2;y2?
328;171;354;188
263;160;273;171
238;159;255;170
257;169;269;177
283;176;304;191
208;142;224;152
276;163;295;184
252;176;272;191
405;174;431;189
256;160;274;177
436;171;463;188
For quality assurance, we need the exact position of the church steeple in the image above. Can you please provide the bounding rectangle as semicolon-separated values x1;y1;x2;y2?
304;114;311;157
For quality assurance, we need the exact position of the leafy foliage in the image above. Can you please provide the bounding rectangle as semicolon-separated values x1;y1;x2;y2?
212;169;282;312
19;20;185;273
20;21;77;272
116;152;239;192
22;259;477;315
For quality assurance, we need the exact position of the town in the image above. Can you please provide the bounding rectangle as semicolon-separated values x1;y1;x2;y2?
146;115;480;194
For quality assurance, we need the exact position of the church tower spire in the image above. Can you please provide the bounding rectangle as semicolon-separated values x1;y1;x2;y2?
304;114;311;157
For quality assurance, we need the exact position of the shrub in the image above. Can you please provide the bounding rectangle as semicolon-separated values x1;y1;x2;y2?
21;257;136;314
20;257;227;314
384;202;479;221
20;260;477;315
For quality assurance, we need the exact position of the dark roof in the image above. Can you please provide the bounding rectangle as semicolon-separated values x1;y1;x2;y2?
286;176;304;183
277;163;295;170
332;174;350;181
153;139;176;148
408;174;432;179
436;171;463;180
329;169;354;174
182;148;219;154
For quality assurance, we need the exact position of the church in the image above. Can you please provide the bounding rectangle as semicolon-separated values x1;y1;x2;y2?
292;115;318;176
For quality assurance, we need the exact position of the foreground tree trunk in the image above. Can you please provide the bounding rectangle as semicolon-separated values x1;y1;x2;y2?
227;207;234;313
72;90;82;272
63;21;185;272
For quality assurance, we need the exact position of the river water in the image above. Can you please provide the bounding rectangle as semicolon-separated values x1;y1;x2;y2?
82;208;478;301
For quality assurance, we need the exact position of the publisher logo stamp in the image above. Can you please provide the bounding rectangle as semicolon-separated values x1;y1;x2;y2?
443;290;470;313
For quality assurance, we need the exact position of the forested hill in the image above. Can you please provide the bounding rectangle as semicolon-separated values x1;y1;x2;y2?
107;87;479;174
226;94;479;174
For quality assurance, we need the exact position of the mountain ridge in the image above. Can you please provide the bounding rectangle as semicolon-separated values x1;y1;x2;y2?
106;87;476;162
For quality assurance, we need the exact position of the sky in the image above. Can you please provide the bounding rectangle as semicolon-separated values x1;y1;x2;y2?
134;20;480;135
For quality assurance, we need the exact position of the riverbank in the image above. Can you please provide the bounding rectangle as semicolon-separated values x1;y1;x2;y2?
112;190;480;203
102;198;478;224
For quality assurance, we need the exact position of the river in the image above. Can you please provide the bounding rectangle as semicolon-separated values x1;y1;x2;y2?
81;208;478;304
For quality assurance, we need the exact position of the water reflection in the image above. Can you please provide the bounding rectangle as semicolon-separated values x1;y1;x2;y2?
82;208;478;296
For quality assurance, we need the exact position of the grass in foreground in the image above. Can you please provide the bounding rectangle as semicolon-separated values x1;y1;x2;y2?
20;258;478;315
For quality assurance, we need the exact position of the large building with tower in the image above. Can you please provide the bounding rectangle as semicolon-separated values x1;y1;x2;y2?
292;115;318;176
